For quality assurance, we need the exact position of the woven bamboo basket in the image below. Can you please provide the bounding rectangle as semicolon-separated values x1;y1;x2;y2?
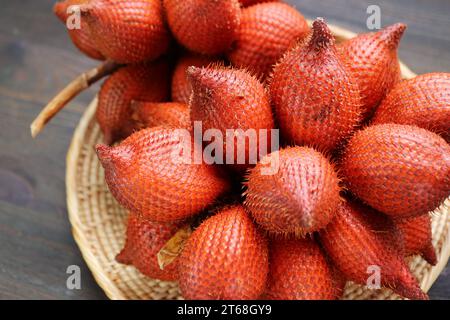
66;23;449;300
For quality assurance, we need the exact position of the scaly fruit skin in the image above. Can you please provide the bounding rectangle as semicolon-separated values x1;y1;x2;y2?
319;201;428;300
266;238;341;300
178;205;268;300
338;23;406;119
270;19;361;153
341;124;450;218
228;2;309;79
131;102;191;130
171;54;217;104
81;0;170;63
394;215;437;265
163;0;241;55
116;212;181;281
372;73;450;141
96;61;170;145
244;146;341;236
189;66;275;171
239;0;278;7
54;0;104;60
96;127;230;223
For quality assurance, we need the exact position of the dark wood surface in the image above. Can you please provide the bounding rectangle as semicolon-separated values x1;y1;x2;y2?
0;0;448;300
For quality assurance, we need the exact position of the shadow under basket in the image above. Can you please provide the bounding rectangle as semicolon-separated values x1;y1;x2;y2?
65;23;450;300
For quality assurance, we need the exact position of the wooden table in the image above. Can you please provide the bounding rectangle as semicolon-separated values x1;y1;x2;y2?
0;0;448;300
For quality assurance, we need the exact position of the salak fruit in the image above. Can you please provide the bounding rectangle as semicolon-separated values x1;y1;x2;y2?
244;146;341;236
228;2;310;79
270;18;361;153
130;101;191;130
341;124;450;218
116;211;181;281
319;201;428;300
178;205;268;300
96;127;230;223
339;23;406;119
163;0;241;55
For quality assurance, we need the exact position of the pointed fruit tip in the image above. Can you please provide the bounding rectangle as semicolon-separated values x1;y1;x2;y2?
422;243;438;266
95;143;113;165
310;17;335;49
380;23;407;48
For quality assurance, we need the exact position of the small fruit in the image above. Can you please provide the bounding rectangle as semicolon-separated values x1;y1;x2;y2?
319;201;428;300
116;211;181;281
244;146;341;235
270;18;361;152
178;205;269;300
339;23;406;119
96;61;170;145
163;0;241;55
372;73;450;141
228;2;310;79
266;238;342;300
131;101;191;130
96;127;230;222
341;124;450;218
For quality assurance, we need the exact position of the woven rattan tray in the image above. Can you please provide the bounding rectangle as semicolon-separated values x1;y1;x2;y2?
66;24;450;300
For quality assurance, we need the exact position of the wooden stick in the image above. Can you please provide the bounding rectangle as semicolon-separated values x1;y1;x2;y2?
30;60;120;138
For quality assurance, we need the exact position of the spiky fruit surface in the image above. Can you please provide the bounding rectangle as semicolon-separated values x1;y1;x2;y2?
239;0;278;7
228;2;309;79
372;73;450;141
394;215;437;265
96;61;170;145
171;54;217;104
270;19;361;153
339;23;406;119
163;0;241;55
116;211;181;281
244;146;341;235
341;124;450;218
319;201;428;300
189;66;275;171
96;127;230;223
131;102;191;130
81;0;170;63
178;205;268;300
54;0;104;60
266;238;341;300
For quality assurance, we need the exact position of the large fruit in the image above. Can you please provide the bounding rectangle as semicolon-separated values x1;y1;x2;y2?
131;102;191;130
244;146;341;236
341;124;450;218
96;127;230;222
163;0;241;55
270;18;361;152
116;211;181;281
178;205;269;300
189;66;275;171
372;73;450;141
81;0;170;63
96;61;170;145
319;201;428;300
228;2;309;79
266;238;342;300
338;23;406;119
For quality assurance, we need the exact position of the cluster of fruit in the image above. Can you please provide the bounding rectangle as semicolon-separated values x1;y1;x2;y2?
52;0;449;300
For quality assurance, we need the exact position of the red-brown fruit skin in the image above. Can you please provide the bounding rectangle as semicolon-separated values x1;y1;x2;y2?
171;54;218;104
270;19;361;153
239;0;278;7
131;102;191;130
96;127;230;223
372;73;450;141
265;238;342;300
394;215;437;266
163;0;241;55
244;146;341;236
96;61;170;145
178;205;269;300
116;211;181;281
228;2;310;79
81;0;170;63
338;23;406;120
53;0;105;60
188;66;275;172
341;124;450;218
319;201;428;300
